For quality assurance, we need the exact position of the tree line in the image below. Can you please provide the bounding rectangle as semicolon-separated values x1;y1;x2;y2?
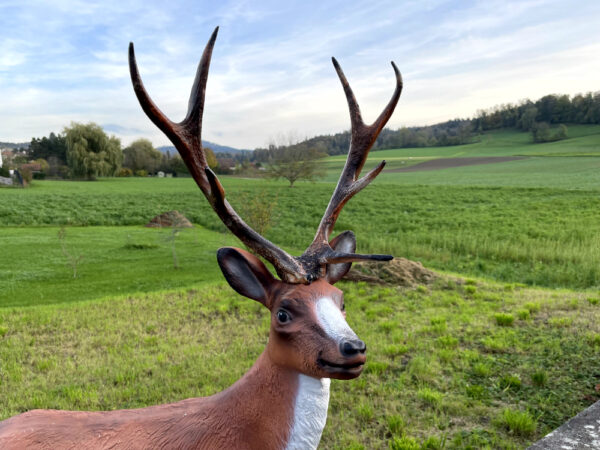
8;90;599;183
19;122;218;180
252;91;600;159
473;92;600;132
252;119;473;161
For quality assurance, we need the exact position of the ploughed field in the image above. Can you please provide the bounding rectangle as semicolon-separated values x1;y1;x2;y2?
388;156;526;172
1;127;600;448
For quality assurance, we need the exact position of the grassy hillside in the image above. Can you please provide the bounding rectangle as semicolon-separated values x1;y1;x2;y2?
375;156;600;189
1;275;598;449
2;125;600;449
323;125;600;187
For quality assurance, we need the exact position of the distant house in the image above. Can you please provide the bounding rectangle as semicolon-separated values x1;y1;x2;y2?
216;157;236;172
1;149;18;166
0;149;12;167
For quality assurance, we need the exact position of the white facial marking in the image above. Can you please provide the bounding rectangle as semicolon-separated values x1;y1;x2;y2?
316;297;358;343
285;375;330;450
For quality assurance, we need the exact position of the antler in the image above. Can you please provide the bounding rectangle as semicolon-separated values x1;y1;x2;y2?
297;58;403;277
129;27;402;284
129;28;307;283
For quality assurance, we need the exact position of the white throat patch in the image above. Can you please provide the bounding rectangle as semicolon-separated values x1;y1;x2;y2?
316;296;358;343
285;375;330;450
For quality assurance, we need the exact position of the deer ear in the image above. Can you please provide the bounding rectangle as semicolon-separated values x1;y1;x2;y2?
326;231;357;284
217;247;278;307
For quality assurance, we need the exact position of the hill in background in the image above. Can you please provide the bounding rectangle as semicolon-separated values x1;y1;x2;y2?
0;141;29;149
157;140;251;155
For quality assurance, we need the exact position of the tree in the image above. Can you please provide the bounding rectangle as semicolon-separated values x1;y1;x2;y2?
169;154;189;176
160;147;216;176
266;143;326;187
203;147;218;170
518;106;538;131
29;132;67;164
531;122;568;143
531;122;551;142
64;122;122;179
123;139;162;173
555;124;568;140
35;158;49;173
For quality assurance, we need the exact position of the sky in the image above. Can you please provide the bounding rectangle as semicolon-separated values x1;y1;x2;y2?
1;0;599;150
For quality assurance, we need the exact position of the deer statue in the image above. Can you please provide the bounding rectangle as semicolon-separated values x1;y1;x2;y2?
0;27;402;449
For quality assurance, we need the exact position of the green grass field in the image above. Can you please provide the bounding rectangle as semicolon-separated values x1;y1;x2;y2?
323;125;600;188
1;276;599;448
3;177;600;291
1;126;600;448
0;226;239;307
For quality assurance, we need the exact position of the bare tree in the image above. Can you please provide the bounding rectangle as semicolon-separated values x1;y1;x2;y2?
57;227;84;278
265;133;326;187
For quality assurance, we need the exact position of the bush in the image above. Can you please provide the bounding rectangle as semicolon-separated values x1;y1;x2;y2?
117;167;133;177
0;165;9;177
56;165;70;179
33;172;46;180
532;122;568;143
134;169;148;177
238;189;277;236
18;167;33;183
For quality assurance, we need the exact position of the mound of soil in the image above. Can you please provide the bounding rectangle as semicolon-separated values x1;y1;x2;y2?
345;258;436;287
146;211;193;228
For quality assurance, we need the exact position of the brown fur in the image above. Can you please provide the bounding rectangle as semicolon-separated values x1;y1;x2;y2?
0;352;297;450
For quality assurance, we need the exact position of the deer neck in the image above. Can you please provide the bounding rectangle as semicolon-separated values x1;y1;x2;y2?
216;348;330;450
285;373;330;450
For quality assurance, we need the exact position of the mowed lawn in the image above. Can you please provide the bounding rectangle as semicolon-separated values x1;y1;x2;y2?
0;226;239;307
1;126;600;448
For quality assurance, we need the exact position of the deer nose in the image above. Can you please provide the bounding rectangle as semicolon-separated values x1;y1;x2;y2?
340;339;367;357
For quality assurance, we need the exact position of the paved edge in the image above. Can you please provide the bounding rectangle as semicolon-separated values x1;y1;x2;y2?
528;401;600;449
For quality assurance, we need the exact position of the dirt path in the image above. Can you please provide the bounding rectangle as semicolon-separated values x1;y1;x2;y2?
388;156;527;172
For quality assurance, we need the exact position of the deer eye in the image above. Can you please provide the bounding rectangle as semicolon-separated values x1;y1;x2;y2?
276;309;291;324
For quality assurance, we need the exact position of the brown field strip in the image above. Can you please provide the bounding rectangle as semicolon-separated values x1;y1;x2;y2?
388;156;527;172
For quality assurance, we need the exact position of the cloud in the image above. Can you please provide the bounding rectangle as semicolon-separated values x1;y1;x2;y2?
0;0;599;148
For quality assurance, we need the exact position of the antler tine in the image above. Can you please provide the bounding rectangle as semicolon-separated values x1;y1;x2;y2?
182;27;219;141
321;253;393;264
130;28;308;284
129;28;220;193
129;43;183;156
372;62;403;136
309;59;403;247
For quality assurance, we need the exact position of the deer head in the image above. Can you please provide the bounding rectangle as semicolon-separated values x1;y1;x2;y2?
128;27;402;380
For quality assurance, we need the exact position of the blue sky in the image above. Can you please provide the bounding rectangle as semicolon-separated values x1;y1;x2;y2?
1;0;599;149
